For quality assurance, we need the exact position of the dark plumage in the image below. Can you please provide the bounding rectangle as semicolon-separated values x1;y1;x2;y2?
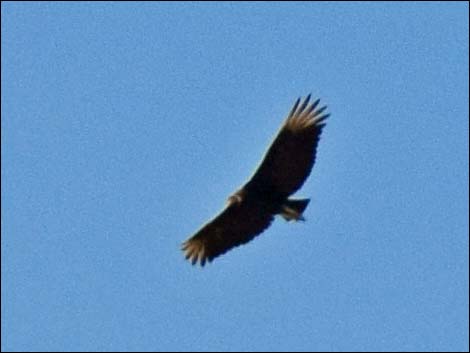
182;94;329;266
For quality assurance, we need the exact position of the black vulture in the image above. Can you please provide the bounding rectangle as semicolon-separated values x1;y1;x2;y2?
182;94;329;266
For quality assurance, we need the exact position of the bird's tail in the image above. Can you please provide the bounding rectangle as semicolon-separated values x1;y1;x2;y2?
280;198;310;222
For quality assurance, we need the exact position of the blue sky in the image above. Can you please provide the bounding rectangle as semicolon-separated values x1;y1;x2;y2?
2;2;468;352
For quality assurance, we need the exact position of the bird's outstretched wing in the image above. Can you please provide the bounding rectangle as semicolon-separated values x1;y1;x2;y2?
182;201;274;266
246;95;329;196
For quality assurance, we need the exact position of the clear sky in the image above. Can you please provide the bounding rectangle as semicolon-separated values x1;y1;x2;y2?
2;2;468;352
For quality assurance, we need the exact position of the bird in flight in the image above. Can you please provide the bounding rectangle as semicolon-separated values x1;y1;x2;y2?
182;94;329;266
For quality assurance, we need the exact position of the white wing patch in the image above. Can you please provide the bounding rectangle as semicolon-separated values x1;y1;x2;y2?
285;94;329;132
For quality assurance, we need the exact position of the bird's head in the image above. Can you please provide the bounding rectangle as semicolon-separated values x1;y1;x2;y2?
227;189;245;206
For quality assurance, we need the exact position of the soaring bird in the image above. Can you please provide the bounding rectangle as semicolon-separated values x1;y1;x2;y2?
182;94;329;266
